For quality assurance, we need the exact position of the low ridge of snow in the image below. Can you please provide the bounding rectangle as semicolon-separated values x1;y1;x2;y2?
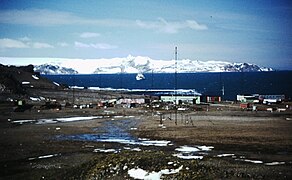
2;56;273;74
53;82;60;86
32;75;39;80
21;81;30;84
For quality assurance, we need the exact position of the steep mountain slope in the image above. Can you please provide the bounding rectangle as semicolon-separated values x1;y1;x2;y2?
0;64;62;97
34;64;78;75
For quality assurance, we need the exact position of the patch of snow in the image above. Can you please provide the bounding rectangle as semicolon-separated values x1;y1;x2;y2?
175;146;200;152
123;147;141;151
173;153;204;160
53;82;60;86
36;119;58;124
236;158;263;164
139;140;171;146
131;148;142;151
30;97;41;101
217;154;235;157
11;120;36;124
138;138;149;141
128;165;183;180
175;145;214;152
158;124;166;128
265;162;285;166
13;116;102;125
21;81;30;84
28;153;59;161
38;154;57;159
55;116;100;122
177;108;186;111
128;168;148;180
70;86;84;89
197;145;214;151
244;159;263;164
93;148;117;153
32;75;39;80
174;145;213;160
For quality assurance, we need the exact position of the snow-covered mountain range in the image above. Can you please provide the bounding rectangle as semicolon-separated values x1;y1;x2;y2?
5;55;273;74
34;64;78;75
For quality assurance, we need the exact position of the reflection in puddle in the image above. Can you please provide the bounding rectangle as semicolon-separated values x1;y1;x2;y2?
56;119;170;147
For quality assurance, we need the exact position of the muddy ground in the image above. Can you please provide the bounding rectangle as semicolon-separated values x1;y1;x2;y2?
1;101;292;179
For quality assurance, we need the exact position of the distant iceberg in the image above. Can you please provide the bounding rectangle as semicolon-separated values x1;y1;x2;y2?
136;73;145;80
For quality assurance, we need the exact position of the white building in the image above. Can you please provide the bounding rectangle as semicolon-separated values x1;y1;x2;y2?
160;95;200;104
259;95;285;104
116;98;145;104
236;94;259;103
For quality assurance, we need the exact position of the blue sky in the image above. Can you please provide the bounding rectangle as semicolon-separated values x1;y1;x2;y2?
0;0;291;70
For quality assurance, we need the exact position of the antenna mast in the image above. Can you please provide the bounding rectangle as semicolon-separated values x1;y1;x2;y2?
72;73;75;106
175;46;178;125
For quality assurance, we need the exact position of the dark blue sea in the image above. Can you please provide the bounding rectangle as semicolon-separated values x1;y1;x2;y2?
43;71;292;100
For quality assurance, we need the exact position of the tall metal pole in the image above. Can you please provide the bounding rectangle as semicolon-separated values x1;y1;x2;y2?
72;73;75;106
120;65;123;88
175;46;178;125
220;72;224;100
151;69;154;89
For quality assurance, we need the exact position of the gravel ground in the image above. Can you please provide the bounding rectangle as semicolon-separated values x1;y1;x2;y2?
1;98;292;179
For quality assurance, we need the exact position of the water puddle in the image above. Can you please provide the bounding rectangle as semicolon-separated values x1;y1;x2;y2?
57;119;171;147
56;119;288;166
